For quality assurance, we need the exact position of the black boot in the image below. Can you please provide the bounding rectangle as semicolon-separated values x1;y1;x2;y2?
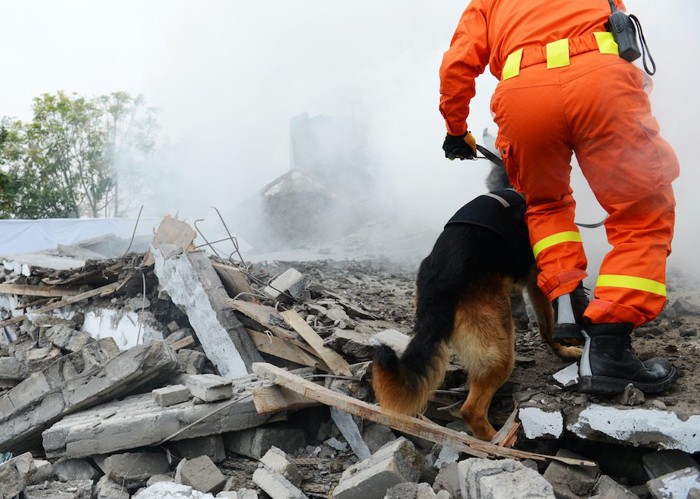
552;281;588;345
578;323;677;394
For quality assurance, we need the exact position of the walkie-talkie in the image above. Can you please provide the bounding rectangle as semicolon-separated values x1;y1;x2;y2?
605;0;641;62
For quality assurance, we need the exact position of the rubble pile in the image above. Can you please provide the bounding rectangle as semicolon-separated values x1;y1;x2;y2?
1;217;700;499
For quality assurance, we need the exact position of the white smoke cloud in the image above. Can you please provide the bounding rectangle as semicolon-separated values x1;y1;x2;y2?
0;1;697;273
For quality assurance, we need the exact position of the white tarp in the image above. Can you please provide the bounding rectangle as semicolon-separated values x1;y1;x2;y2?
0;217;161;257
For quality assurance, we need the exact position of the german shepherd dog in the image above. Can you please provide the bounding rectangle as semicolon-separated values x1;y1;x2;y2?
372;146;582;441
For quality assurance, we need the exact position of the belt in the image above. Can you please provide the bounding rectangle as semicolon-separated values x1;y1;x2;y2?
502;32;619;80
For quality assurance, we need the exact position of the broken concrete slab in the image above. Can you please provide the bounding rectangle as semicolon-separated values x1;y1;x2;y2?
186;374;233;402
103;451;170;488
263;268;310;303
172;435;227;464
568;404;700;453
591;475;639;499
52;457;100;482
647;467;700;499
330;407;371;459
643;449;700;479
42;374;272;459
175;455;227;495
23;478;93;498
153;384;191;407
152;242;262;378
459;458;555;499
1;338;178;453
260;447;304;487
224;424;308;460
542;449;599;498
332;437;424;499
252;465;308;499
519;407;564;439
133;481;217;498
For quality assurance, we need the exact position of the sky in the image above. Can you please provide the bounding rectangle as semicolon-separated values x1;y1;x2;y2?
1;1;699;272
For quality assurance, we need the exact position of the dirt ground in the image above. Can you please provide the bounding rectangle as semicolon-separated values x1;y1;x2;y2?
252;257;700;433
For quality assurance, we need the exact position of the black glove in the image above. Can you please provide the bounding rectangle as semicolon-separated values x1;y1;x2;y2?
443;131;477;160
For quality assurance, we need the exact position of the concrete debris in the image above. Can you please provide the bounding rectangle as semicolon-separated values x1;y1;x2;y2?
646;467;700;499
0;214;699;498
459;458;555;499
542;449;599;498
332;437;424;499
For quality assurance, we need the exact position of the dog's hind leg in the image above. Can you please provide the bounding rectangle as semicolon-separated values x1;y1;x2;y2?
526;277;582;360
450;278;515;441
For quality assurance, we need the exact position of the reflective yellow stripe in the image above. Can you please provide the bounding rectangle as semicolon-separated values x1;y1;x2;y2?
596;275;667;297
502;49;523;80
546;38;570;68
594;31;619;55
532;231;582;258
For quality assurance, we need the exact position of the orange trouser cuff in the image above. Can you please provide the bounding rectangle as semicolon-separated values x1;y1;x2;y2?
584;298;655;328
538;269;588;302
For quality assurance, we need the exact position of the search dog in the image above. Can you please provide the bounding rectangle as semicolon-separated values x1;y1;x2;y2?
371;155;582;441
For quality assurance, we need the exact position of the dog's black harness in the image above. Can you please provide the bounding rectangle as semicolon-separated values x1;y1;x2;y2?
445;188;534;278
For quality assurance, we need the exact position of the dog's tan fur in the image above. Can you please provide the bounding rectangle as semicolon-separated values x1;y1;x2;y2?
373;255;581;441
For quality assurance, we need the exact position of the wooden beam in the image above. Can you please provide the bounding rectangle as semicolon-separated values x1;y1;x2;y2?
0;284;81;298
246;328;323;368
252;362;597;466
0;281;121;328
253;384;320;414
212;262;257;302
279;309;352;377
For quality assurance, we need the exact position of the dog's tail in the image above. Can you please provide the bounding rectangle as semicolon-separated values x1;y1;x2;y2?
372;323;451;417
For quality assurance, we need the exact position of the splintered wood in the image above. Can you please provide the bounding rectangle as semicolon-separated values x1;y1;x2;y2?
253;362;597;466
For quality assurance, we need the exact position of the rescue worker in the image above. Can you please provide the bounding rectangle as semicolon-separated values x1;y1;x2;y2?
439;0;680;394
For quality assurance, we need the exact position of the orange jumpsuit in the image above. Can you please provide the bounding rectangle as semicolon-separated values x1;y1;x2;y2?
440;0;679;327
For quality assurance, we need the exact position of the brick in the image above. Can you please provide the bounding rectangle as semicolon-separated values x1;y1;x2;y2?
153;384;191;407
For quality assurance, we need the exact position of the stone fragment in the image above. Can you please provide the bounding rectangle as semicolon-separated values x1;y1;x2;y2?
543;449;599;499
643;449;700;479
260;446;304;487
186;374;233;402
459;458;555;499
647;467;700;499
252;466;308;499
385;482;438;499
52;458;100;482
172;435;227;464
94;475;130;499
433;462;461;499
104;451;170;488
263;268;311;302
23;479;93;499
224;425;308;459
152;243;263;378
176;456;227;495
333;437;424;499
153;384;191;407
590;475;638;499
519;406;564;439
178;349;207;374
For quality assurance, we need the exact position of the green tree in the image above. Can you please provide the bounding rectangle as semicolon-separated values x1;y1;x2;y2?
0;91;158;219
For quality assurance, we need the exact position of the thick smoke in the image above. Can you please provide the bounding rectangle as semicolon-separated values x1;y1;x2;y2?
0;2;697;275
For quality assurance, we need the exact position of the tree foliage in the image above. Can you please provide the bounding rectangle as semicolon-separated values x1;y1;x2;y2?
0;91;158;219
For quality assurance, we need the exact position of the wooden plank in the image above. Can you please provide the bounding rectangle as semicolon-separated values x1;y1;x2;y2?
279;309;352;377
253;362;597;466
253;384;320;413
246;328;322;368
169;336;195;351
143;215;197;266
212;262;257;301
0;283;81;298
227;300;331;372
0;281;121;328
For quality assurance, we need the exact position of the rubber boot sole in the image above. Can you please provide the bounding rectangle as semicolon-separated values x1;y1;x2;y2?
578;366;678;394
